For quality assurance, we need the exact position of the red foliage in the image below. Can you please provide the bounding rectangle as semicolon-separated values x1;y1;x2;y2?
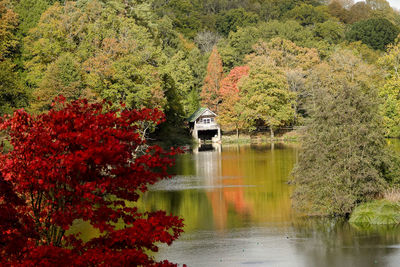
201;46;224;112
219;65;249;98
218;66;249;130
0;96;184;266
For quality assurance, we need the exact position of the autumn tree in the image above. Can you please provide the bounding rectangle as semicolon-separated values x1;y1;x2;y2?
201;46;224;112
218;65;249;138
239;52;296;139
0;97;184;266
250;38;320;124
293;50;396;216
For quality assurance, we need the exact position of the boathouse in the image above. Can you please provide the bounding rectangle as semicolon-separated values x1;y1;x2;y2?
188;107;221;142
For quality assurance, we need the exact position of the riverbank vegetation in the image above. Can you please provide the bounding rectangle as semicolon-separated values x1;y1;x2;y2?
292;50;400;216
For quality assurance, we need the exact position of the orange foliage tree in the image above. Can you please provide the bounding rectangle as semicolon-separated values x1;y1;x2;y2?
218;66;249;138
201;46;224;112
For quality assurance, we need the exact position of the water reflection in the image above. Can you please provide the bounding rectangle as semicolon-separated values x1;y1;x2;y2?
141;143;400;267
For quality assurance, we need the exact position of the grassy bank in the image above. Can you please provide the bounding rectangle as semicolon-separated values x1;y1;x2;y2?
221;130;301;144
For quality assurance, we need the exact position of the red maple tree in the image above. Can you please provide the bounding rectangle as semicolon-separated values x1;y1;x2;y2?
0;96;184;266
218;66;249;137
201;46;224;112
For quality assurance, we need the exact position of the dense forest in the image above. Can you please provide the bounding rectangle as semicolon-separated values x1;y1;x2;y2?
1;0;400;138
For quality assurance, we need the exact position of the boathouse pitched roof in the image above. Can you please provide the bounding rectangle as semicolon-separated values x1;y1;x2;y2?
187;107;216;122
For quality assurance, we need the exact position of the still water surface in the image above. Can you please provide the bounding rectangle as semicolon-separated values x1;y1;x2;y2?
141;142;400;267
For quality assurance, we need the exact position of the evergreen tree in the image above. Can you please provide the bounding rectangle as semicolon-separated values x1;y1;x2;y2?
346;18;399;50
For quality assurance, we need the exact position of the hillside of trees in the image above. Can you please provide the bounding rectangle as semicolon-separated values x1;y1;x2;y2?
2;0;400;138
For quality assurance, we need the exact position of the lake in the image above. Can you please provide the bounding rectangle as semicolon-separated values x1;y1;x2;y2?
140;142;400;267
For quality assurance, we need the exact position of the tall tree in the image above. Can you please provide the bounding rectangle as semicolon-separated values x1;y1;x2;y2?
201;46;224;112
293;50;395;216
218;65;249;137
251;38;320;124
239;53;296;138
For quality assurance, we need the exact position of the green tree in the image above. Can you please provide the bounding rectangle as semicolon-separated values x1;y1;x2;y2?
153;0;202;39
346;18;399;50
218;20;316;71
13;0;53;36
215;8;259;36
0;62;28;114
314;20;345;44
250;38;320;124
293;50;394;216
285;4;330;26
32;53;86;112
378;41;400;137
164;50;197;116
239;53;296;138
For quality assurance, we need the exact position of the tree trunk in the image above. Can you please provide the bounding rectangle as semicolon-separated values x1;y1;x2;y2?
270;127;274;141
236;127;239;139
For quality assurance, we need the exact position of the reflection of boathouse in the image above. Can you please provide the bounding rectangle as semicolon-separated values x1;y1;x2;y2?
188;107;221;142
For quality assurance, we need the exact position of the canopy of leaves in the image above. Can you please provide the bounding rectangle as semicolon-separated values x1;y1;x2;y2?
239;52;296;133
285;4;330;26
0;62;28;114
346;18;399;50
0;97;184;266
24;1;166;111
216;8;259;36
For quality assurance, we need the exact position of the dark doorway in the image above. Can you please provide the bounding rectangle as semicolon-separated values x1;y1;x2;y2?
198;130;218;141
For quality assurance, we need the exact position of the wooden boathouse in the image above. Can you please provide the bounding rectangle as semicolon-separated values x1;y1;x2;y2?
188;107;221;143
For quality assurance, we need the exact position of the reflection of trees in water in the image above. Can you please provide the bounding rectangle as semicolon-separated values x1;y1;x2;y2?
200;144;253;231
291;217;400;266
140;144;299;232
